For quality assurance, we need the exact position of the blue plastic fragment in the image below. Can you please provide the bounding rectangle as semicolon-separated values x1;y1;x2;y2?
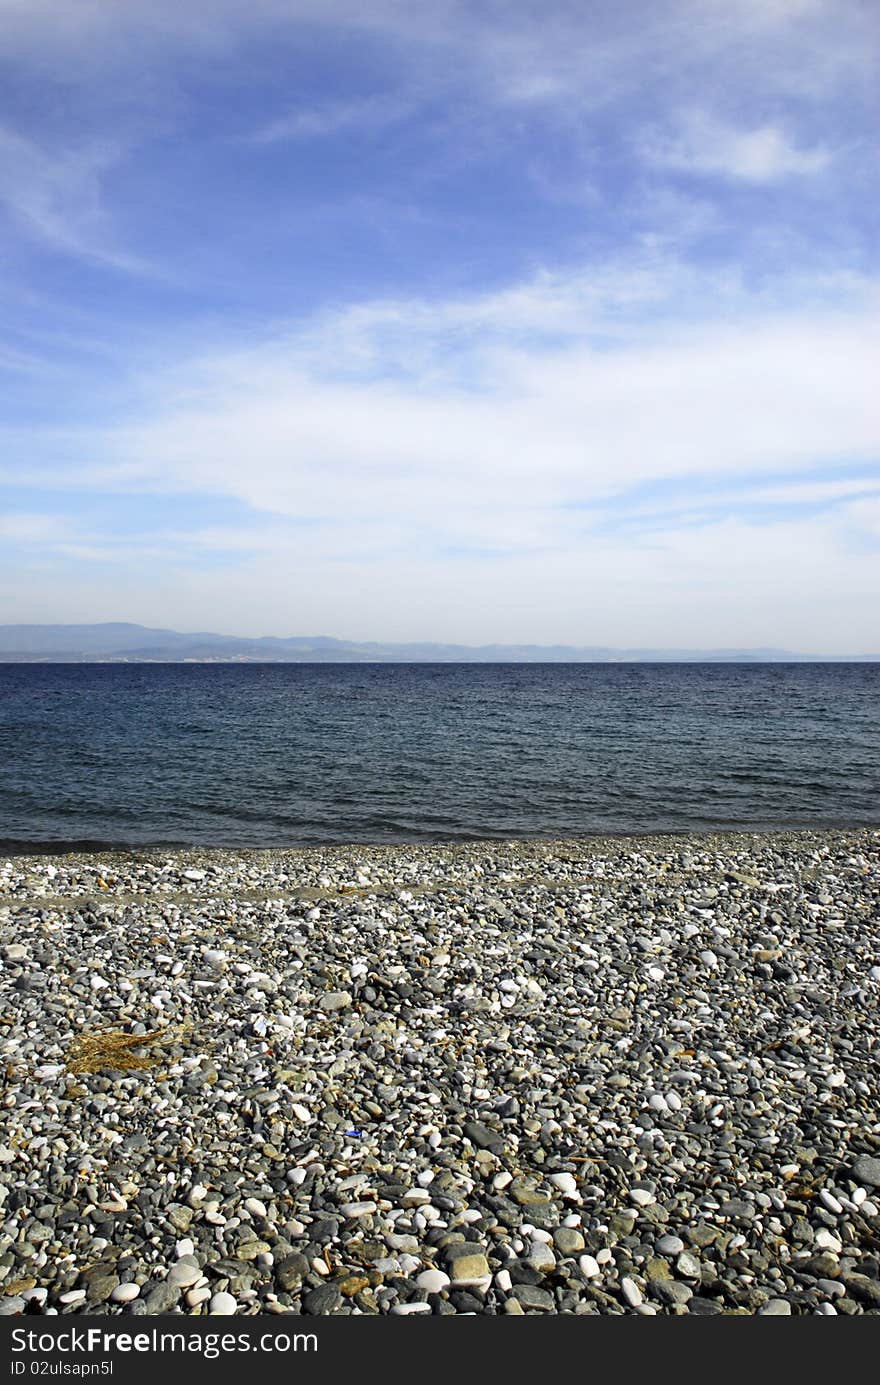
345;1129;363;1138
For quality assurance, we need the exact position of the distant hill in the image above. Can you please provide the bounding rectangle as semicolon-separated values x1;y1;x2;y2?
0;623;875;662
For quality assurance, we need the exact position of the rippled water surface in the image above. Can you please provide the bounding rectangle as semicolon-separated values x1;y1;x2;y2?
1;662;878;850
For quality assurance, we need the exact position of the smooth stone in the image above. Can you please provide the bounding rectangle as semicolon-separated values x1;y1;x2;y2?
318;991;352;1012
759;1298;793;1315
528;1243;556;1273
654;1280;693;1306
687;1297;723;1315
819;1190;843;1215
416;1269;451;1293
553;1227;585;1254
168;1260;202;1288
464;1121;505;1154
110;1283;141;1303
621;1277;643;1307
302;1285;342;1314
84;1272;120;1302
842;1274;880;1306
656;1235;685;1255
852;1155;880;1188
209;1292;238;1315
549;1172;577;1196
511;1284;555;1311
144;1283;179;1313
446;1251;491;1285
629;1188;655;1207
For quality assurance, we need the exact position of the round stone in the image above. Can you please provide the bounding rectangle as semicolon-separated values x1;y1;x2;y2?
110;1283;141;1304
209;1293;238;1315
416;1269;451;1294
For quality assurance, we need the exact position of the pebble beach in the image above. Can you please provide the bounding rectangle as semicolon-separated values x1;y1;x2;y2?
2;828;879;1317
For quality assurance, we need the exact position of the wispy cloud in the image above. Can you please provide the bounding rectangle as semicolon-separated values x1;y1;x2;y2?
249;95;412;145
0;512;74;543
0;125;145;270
0;1;877;647
640;114;831;183
9;261;878;529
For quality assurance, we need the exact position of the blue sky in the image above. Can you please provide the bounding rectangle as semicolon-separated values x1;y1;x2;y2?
1;0;878;650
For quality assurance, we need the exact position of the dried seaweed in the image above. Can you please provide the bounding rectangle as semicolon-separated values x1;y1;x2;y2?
66;1023;192;1075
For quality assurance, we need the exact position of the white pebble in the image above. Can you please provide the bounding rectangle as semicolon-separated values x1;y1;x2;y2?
819;1190;843;1214
814;1229;841;1254
110;1283;141;1304
209;1293;238;1315
549;1172;577;1196
656;1235;685;1255
529;1244;556;1272
416;1269;450;1293
621;1276;643;1307
579;1255;601;1279
629;1188;655;1207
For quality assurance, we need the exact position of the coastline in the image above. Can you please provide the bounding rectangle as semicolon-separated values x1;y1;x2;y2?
2;827;879;1316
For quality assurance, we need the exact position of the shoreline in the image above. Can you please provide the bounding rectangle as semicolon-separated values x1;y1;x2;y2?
1;827;879;1315
3;820;880;856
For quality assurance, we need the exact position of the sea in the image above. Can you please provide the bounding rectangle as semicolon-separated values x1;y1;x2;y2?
1;662;878;853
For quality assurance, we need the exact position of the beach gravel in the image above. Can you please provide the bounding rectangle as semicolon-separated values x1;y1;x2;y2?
0;827;879;1315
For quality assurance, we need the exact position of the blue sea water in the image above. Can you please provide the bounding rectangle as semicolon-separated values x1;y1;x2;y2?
0;662;877;852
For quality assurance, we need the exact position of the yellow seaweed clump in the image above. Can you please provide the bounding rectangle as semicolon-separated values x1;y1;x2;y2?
66;1023;190;1075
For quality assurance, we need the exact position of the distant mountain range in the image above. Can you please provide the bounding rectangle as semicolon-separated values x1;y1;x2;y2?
0;623;875;662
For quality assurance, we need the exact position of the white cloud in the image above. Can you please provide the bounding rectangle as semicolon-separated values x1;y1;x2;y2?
6;507;878;651
641;114;831;182
842;495;880;541
0;512;73;543
68;266;875;534
5;261;876;649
